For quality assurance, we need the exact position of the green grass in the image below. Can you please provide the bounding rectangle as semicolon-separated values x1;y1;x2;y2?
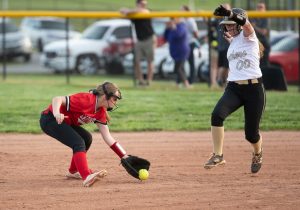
0;74;299;133
5;0;225;11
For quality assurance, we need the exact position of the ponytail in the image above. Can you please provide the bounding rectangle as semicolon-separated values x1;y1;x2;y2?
258;41;265;59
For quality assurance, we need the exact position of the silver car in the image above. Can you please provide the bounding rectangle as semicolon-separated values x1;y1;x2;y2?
20;17;81;52
0;18;32;62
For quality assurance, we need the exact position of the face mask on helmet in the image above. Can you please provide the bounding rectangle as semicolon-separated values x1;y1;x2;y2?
222;24;241;37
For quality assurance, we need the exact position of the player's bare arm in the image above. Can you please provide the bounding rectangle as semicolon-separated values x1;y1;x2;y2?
52;96;66;124
242;20;255;37
97;123;129;159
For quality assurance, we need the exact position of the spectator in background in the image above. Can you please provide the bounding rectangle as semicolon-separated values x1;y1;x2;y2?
212;3;231;87
164;18;191;88
120;0;157;86
250;2;270;68
181;5;199;85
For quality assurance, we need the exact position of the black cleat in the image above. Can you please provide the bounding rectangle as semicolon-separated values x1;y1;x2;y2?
251;150;263;173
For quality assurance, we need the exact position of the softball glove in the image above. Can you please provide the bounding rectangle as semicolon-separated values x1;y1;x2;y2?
121;155;150;180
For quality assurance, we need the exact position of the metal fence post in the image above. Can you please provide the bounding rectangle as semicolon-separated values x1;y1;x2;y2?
130;22;137;87
2;16;6;81
65;17;70;84
207;18;212;87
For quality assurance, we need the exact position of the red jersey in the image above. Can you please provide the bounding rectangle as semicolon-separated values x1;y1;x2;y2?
43;93;107;126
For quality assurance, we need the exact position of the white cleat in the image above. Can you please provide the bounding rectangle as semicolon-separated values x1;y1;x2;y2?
66;171;82;179
83;169;107;187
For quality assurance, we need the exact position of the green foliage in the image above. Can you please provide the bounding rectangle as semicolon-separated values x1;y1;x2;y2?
0;74;299;133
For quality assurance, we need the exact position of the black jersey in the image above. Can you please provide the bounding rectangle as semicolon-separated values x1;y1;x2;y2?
132;18;154;41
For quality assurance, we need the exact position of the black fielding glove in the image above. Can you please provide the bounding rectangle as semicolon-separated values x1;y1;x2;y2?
121;155;150;180
214;5;231;16
214;5;246;26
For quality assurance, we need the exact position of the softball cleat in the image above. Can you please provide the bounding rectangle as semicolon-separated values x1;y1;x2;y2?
251;150;263;173
83;169;107;187
66;171;82;179
204;153;226;169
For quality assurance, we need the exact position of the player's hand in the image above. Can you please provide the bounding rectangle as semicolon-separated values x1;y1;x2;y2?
54;113;66;124
223;32;233;43
120;8;129;15
214;5;232;17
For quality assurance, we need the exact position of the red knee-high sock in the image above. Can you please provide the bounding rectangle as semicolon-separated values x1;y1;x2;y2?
73;152;91;180
70;153;93;174
68;155;77;174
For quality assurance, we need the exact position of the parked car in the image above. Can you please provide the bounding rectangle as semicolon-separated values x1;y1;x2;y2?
122;43;170;78
102;18;169;74
41;19;132;74
20;17;81;52
270;30;295;46
0;18;32;62
41;18;208;75
159;42;209;81
42;18;172;75
269;34;299;83
122;42;209;81
103;37;134;74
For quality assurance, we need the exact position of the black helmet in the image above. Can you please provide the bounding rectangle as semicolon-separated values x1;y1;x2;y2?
232;8;248;19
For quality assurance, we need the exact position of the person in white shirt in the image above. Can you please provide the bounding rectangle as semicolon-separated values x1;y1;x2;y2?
181;5;199;84
204;5;266;174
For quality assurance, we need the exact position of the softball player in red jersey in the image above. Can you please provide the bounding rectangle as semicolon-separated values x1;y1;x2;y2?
204;6;266;173
40;82;129;187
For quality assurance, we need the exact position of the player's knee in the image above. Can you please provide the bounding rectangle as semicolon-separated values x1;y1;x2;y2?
73;143;86;153
211;112;224;127
245;132;260;144
85;136;93;151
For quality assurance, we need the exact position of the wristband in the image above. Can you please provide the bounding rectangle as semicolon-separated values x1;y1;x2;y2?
110;142;126;158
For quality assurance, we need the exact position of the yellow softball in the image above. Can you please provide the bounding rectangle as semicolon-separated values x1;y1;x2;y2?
211;40;218;47
138;169;149;180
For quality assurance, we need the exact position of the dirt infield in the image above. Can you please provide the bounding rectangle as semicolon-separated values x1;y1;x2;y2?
1;131;300;210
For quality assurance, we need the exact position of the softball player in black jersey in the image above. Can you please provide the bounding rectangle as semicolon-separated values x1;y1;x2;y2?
204;5;266;173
